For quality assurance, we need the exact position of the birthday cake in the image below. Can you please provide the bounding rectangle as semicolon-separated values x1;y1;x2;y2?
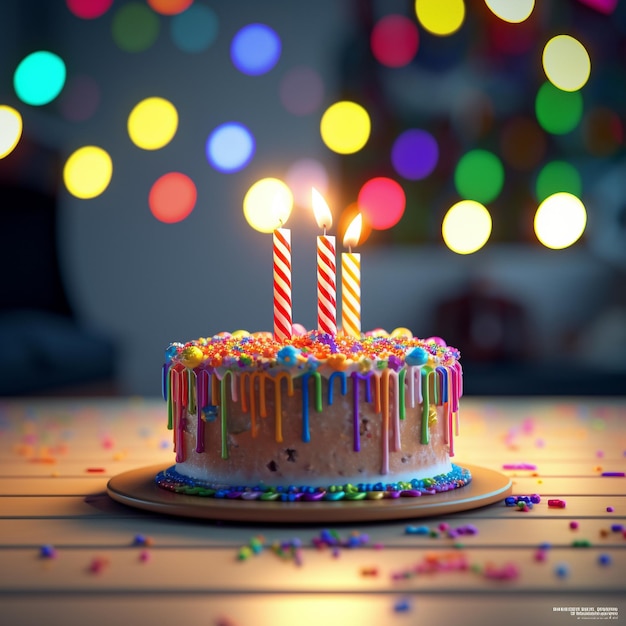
156;328;470;502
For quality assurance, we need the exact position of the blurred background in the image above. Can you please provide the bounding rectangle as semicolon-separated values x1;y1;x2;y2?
0;0;625;397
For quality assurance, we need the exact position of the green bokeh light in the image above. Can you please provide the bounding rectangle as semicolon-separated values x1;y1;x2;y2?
454;149;504;204
535;81;583;135
535;161;582;202
112;3;160;53
14;51;66;106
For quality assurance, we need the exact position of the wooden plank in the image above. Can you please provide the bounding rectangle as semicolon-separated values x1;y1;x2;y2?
0;592;621;626
0;547;623;593
0;477;109;496
0;494;148;518
0;517;624;549
508;476;626;496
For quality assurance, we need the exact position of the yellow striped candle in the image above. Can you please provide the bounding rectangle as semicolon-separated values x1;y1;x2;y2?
341;213;362;337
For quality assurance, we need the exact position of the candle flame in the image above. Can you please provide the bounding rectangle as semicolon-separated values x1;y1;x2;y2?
343;213;362;249
312;187;333;231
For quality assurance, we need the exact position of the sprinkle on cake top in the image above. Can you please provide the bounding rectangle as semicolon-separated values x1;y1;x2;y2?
166;328;461;374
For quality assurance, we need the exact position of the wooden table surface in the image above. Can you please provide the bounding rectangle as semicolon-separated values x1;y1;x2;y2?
1;397;624;626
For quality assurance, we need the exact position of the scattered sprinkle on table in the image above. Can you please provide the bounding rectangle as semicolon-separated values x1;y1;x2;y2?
548;499;567;508
39;545;56;559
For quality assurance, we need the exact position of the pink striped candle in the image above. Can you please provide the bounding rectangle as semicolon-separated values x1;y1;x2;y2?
273;227;292;341
341;213;362;337
312;188;337;335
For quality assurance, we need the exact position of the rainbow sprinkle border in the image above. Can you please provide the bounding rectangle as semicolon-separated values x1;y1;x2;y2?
155;464;472;502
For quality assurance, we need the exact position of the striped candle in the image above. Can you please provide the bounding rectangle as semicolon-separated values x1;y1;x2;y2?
317;234;337;335
312;188;337;335
273;227;292;341
341;252;360;336
341;213;362;337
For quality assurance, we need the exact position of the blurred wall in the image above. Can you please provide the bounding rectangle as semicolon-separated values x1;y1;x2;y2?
1;0;625;396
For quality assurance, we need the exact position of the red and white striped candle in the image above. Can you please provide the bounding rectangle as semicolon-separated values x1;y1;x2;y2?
312;188;337;335
341;213;362;337
273;227;292;341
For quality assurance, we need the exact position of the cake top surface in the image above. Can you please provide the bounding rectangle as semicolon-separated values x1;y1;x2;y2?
166;328;461;376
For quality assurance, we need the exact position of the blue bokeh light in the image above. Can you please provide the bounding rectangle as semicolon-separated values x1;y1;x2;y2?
206;122;255;173
230;23;281;76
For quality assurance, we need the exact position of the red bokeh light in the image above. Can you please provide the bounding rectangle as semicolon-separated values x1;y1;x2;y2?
370;15;419;68
66;0;114;20
357;177;406;230
149;172;197;223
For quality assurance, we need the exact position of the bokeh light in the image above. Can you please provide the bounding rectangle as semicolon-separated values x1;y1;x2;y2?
442;200;492;254
320;101;371;155
243;178;294;233
231;24;281;76
206;122;255;173
171;4;218;53
0;105;22;158
583;107;623;156
391;129;439;180
415;0;465;36
149;172;197;223
370;15;419;68
484;0;534;23
454;149;504;203
500;117;546;171
357;177;405;230
14;51;66;106
66;0;114;19
285;159;329;209
577;0;618;14
58;74;100;122
128;97;178;150
535;81;583;135
63;146;113;199
535;161;582;202
112;3;160;53
534;192;587;249
542;35;591;92
279;66;324;116
147;0;193;15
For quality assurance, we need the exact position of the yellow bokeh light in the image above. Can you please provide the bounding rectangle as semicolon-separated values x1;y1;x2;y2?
415;0;465;36
320;101;371;155
542;35;591;92
442;200;492;254
63;145;113;199
484;0;534;23
243;178;293;233
534;192;587;249
0;105;22;158
127;96;178;150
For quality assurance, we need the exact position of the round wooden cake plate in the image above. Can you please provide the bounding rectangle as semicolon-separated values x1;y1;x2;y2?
107;463;512;524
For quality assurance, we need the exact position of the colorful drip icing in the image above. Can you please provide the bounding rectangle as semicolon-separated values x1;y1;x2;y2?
155;464;472;502
162;329;463;475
